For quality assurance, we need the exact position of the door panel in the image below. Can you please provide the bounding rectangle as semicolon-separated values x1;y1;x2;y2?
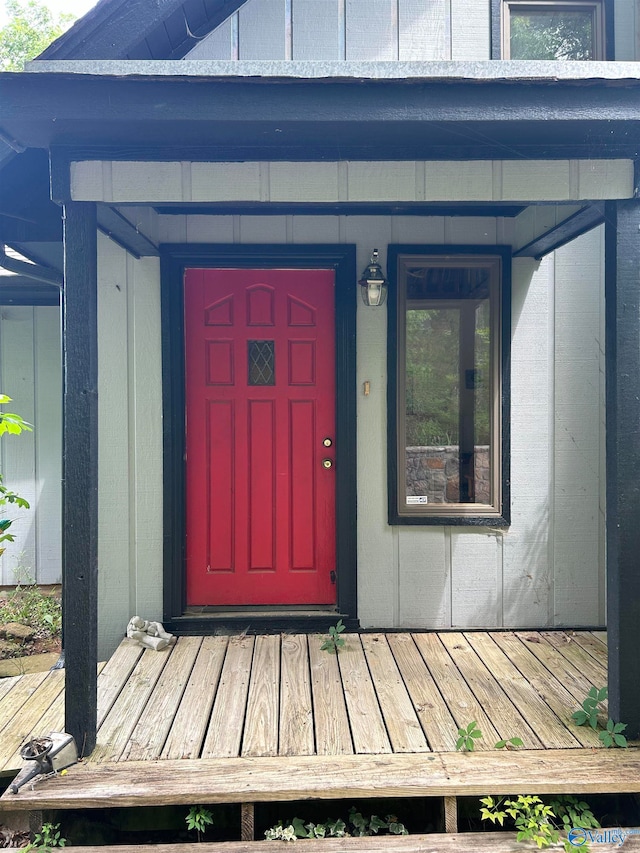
184;268;336;606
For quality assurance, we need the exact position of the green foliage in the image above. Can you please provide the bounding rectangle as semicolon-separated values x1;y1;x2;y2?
455;720;483;751
0;0;75;71
572;686;627;748
320;619;346;654
495;736;524;749
25;822;67;852
0;577;62;639
572;686;607;730
598;719;628;749
266;809;408;841
185;805;214;841
0;396;31;557
480;794;600;852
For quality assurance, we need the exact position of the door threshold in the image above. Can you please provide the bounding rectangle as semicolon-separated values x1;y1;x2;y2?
165;610;357;636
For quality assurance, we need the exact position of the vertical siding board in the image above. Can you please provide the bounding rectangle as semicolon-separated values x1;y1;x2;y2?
293;0;341;59
239;0;287;59
450;0;489;58
346;0;397;59
553;230;604;625
503;257;552;626
399;0;449;59
450;532;501;626
97;236;132;657
0;308;36;584
398;530;449;626
34;307;62;584
130;256;164;621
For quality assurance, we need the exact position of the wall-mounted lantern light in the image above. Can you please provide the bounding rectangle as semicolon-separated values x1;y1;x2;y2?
358;249;387;307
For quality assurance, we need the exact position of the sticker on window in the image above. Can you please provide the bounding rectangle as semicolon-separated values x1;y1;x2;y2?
406;496;428;505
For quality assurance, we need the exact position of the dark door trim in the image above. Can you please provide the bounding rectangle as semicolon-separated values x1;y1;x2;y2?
160;244;358;633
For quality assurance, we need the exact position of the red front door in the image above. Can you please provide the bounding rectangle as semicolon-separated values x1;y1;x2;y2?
184;268;336;606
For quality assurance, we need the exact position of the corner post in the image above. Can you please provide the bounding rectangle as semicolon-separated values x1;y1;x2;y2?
605;197;640;738
62;198;98;754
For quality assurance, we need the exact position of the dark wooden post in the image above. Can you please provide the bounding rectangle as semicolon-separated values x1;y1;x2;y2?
605;198;640;739
62;200;98;755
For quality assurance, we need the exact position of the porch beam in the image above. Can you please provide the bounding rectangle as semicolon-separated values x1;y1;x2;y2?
62;200;98;755
605;197;640;739
513;203;605;259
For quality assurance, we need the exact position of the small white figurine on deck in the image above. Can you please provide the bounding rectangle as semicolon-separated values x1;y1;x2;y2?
126;616;175;651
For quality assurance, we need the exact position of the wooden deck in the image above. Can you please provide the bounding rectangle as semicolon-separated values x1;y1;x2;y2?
0;629;614;772
3;628;640;848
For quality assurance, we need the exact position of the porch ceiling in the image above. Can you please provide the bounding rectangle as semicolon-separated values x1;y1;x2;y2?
1;67;640;162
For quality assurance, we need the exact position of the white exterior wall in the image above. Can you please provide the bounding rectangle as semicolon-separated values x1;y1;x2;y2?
0;306;61;585
93;207;605;642
97;235;163;658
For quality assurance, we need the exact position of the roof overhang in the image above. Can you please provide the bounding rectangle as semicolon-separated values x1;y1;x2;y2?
1;62;640;161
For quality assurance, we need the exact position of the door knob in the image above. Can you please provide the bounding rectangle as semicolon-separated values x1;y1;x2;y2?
322;458;333;469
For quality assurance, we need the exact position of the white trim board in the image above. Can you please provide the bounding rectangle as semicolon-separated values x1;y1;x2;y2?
71;160;634;204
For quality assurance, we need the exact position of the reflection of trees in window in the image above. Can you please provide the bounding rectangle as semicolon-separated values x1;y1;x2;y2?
510;8;595;59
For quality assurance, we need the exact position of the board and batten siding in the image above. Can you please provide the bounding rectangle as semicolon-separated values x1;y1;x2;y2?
185;0;635;61
92;203;605;646
96;235;163;657
0;305;61;586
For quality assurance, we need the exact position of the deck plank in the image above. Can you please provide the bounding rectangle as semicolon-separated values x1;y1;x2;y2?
338;634;391;754
387;633;458;751
542;632;608;688
162;636;229;760
89;648;170;763
0;671;65;770
413;634;500;749
490;632;601;748
242;634;280;757
569;631;609;668
279;634;314;756
513;631;604;706
308;633;353;755
202;635;254;758
592;630;607;645
2;664;106;773
464;633;580;748
0;671;49;732
96;640;145;727
361;634;429;753
440;633;541;749
4;749;640;811
121;637;203;761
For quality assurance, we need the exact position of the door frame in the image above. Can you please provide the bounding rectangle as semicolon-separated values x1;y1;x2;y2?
160;244;358;632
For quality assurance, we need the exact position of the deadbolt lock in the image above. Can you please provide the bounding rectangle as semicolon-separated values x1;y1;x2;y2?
323;437;333;447
322;458;333;469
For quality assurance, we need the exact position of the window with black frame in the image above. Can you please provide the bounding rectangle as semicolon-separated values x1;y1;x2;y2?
388;250;510;525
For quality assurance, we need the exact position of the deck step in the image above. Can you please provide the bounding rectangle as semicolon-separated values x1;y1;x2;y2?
2;750;640;813
34;834;640;853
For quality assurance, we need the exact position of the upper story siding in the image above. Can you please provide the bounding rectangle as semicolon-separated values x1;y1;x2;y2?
185;0;637;62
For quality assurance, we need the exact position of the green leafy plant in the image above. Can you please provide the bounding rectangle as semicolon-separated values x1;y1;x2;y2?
186;805;214;841
320;619;346;653
456;720;483;751
266;809;407;841
0;577;61;640
25;822;67;852
572;686;608;730
480;794;600;852
598;719;628;748
495;736;524;749
0;396;32;558
572;687;627;748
